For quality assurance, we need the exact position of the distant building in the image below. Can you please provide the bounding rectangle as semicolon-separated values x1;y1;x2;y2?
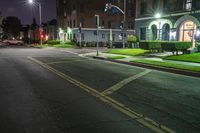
56;0;135;46
135;0;200;48
20;19;57;44
43;19;57;40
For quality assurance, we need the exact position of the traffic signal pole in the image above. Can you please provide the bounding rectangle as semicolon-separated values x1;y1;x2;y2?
79;22;82;48
104;1;126;48
95;15;99;56
123;0;126;48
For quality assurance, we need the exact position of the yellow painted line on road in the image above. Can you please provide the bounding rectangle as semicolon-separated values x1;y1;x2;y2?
27;56;176;133
102;70;152;96
46;59;91;65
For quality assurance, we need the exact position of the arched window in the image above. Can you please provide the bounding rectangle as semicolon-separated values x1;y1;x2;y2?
162;24;170;40
151;25;157;40
179;21;196;42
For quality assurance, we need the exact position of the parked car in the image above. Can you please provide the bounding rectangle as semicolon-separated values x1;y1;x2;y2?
3;39;24;45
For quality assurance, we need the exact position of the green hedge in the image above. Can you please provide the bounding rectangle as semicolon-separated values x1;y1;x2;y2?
139;41;162;52
45;40;62;45
197;45;200;52
139;41;192;54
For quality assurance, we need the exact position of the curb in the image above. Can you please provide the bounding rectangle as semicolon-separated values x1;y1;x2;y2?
93;56;200;78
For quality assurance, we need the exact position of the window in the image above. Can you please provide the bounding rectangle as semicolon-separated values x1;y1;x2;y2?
140;28;146;40
108;21;111;29
102;34;105;39
179;21;196;42
73;20;76;27
162;24;170;40
141;0;147;15
185;0;192;10
64;11;66;17
80;4;84;12
81;33;84;40
153;0;159;11
102;20;105;27
151;25;157;40
128;22;134;29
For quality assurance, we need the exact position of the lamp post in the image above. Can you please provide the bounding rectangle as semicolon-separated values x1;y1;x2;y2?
155;13;161;40
28;0;42;45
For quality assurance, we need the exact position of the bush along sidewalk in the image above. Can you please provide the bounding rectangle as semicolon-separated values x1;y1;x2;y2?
139;41;192;55
36;40;76;48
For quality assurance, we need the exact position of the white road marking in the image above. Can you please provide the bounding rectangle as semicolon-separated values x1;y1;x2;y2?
102;70;152;95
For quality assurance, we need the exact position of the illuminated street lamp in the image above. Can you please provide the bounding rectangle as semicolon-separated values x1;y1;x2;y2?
155;13;161;19
28;0;42;45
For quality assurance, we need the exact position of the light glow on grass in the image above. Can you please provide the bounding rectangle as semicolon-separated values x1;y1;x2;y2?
165;53;200;63
131;59;200;72
106;49;148;56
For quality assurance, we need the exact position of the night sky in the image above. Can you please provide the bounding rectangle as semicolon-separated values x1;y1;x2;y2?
0;0;56;25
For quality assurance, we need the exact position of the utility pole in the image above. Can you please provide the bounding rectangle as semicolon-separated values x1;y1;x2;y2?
79;22;82;48
95;15;99;56
123;0;126;48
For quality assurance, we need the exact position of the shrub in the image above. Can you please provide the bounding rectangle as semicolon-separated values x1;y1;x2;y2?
139;41;161;52
139;41;192;54
47;40;61;45
197;44;200;52
128;35;138;43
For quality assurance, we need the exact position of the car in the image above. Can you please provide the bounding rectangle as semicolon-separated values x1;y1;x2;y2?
3;39;24;45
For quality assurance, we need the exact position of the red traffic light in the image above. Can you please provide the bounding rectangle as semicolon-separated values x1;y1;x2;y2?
40;34;44;38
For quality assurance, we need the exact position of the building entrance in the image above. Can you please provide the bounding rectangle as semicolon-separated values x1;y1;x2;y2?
179;21;196;47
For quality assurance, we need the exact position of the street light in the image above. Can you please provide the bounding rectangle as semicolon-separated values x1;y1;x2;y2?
28;0;42;45
155;13;161;19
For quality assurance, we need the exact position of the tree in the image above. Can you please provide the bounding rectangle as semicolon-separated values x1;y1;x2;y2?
2;16;22;38
31;18;38;42
128;35;138;48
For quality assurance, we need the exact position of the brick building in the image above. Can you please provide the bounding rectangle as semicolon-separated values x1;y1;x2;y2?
56;0;135;45
135;0;200;48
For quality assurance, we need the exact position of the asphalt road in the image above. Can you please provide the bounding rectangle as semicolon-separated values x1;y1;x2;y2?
0;45;200;133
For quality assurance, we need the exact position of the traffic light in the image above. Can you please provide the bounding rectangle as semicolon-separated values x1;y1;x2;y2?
120;21;124;30
78;27;81;33
40;34;44;39
104;3;112;12
78;22;82;33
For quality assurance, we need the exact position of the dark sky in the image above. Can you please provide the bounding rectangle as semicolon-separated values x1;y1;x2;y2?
0;0;56;25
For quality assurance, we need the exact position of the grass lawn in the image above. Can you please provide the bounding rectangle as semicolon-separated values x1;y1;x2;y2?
34;44;49;48
35;44;75;48
106;56;126;59
165;53;200;63
51;44;75;48
106;49;149;56
131;59;200;72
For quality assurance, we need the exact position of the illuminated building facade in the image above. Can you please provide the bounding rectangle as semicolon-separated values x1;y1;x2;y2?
135;0;200;48
56;0;135;45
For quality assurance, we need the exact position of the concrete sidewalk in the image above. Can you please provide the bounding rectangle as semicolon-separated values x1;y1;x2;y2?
81;52;200;67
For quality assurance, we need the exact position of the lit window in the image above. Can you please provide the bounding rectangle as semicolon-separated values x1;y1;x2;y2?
186;0;192;10
64;11;66;17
